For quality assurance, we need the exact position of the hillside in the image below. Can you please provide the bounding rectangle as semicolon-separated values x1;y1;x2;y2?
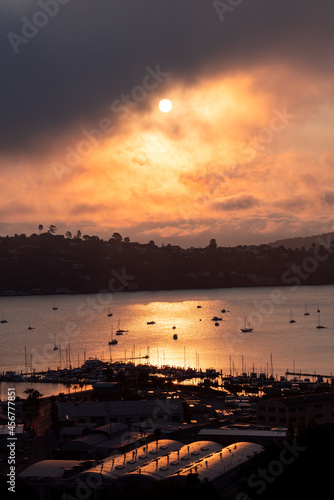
1;231;334;295
269;232;334;250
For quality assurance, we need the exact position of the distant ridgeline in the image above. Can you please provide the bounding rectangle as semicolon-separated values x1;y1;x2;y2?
0;231;334;294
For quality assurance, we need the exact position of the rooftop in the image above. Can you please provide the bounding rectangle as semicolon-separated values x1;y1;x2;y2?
198;427;287;438
123;440;223;481
19;460;86;479
269;392;334;407
82;439;183;480
173;442;264;482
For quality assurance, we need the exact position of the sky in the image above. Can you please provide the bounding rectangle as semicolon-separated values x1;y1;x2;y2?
1;0;334;247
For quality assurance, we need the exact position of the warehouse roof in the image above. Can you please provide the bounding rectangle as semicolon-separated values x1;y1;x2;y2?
173;442;264;482
198;428;286;438
92;422;128;436
19;460;85;478
122;440;223;481
83;439;183;480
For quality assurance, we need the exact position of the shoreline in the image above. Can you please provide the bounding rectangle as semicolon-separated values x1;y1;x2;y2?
1;282;333;299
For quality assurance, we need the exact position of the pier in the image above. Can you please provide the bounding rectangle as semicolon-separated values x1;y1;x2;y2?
285;371;334;380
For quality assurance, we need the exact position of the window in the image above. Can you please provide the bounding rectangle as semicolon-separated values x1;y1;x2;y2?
279;407;286;413
269;407;276;413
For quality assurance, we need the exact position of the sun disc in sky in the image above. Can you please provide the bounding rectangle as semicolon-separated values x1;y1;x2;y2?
159;99;173;113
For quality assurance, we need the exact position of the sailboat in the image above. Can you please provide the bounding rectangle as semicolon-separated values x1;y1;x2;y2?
28;319;35;330
0;311;8;324
107;306;113;317
316;313;326;329
241;317;253;332
108;326;118;345
289;310;296;324
52;300;58;311
317;302;320;313
53;335;59;350
116;319;128;335
304;303;310;316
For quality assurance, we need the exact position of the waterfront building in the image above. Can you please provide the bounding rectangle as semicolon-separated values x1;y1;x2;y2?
256;392;334;426
57;398;184;426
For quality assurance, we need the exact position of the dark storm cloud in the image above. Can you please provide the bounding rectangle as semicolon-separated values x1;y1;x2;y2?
1;0;333;155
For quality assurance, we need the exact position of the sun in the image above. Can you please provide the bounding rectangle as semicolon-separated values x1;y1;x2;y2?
159;99;173;113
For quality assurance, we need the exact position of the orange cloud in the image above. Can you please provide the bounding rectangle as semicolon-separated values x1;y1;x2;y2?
2;64;334;245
